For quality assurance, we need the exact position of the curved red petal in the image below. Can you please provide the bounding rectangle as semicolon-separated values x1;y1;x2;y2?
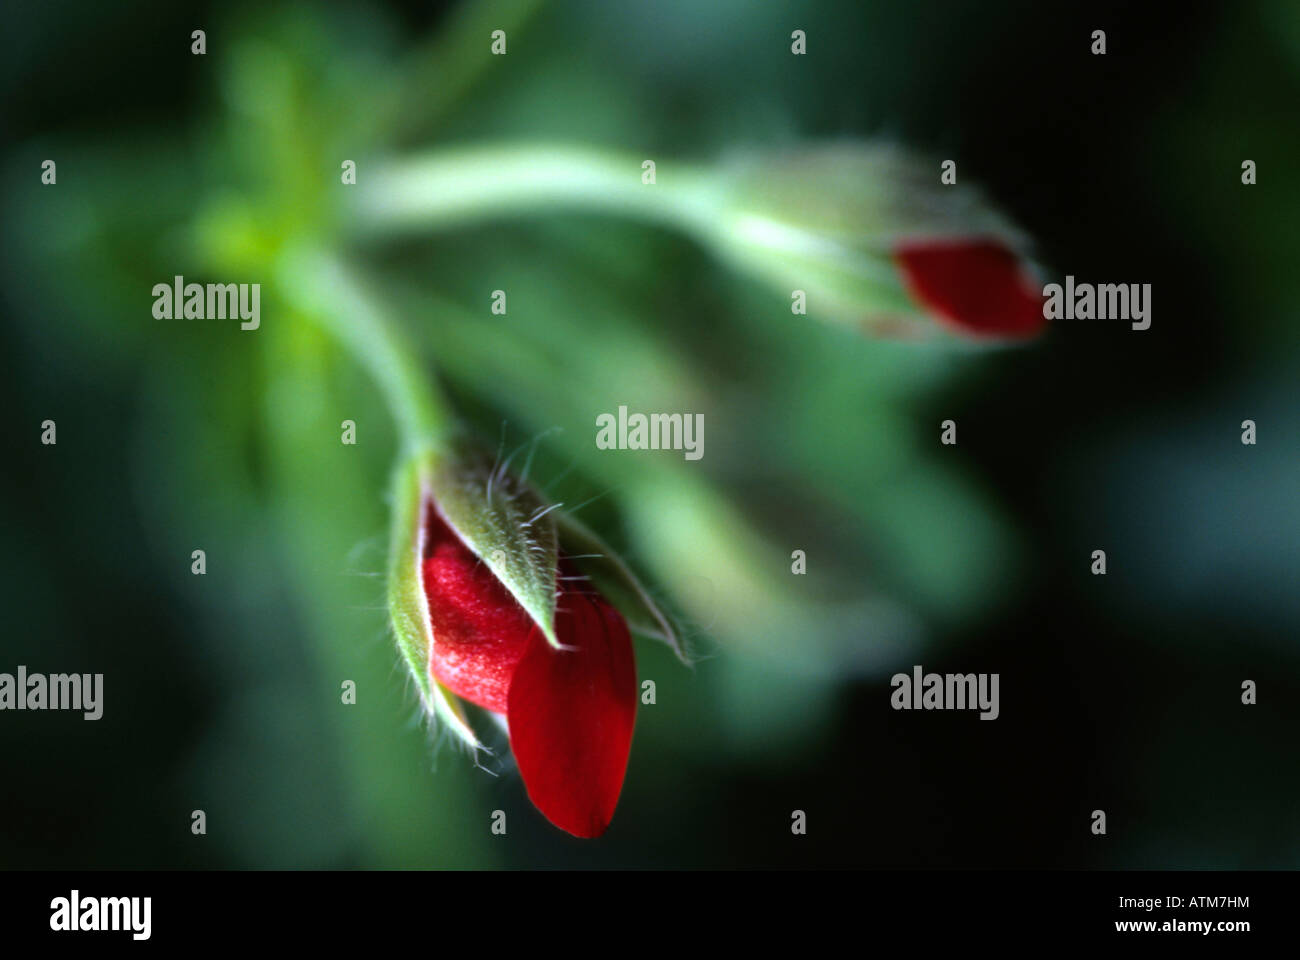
894;239;1046;338
422;509;533;713
507;586;638;839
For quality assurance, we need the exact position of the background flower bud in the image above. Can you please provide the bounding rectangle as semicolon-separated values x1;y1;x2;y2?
702;143;1044;339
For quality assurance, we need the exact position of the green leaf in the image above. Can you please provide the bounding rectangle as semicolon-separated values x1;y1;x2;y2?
556;512;687;663
429;443;561;648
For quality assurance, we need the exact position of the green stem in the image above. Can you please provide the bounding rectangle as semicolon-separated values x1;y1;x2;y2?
277;244;452;454
352;143;721;240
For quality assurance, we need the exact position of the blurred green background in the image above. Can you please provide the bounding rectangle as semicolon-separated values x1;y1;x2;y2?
2;0;1298;868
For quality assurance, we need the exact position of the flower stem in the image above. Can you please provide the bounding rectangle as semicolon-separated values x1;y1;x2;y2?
352;143;721;240
277;244;452;455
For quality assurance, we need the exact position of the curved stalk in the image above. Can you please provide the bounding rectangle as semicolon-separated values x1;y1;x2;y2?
276;243;452;455
352;143;721;241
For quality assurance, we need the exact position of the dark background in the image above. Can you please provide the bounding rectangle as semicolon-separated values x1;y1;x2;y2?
2;0;1297;868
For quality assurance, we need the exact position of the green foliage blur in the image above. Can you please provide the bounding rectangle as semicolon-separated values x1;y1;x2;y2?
3;0;1298;868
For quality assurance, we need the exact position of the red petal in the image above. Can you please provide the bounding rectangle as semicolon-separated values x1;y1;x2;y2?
507;586;638;838
422;510;533;713
894;239;1046;338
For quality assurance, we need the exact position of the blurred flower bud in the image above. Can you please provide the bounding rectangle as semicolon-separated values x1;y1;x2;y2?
704;143;1045;339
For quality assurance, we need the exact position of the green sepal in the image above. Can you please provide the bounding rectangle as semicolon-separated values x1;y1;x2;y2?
556;512;687;664
428;442;561;649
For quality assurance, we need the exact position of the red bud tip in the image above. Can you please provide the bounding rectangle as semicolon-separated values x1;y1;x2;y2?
423;506;533;713
508;586;637;839
894;239;1046;338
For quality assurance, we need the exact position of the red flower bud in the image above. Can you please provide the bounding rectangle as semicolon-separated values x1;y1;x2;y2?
894;239;1046;339
422;504;637;838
